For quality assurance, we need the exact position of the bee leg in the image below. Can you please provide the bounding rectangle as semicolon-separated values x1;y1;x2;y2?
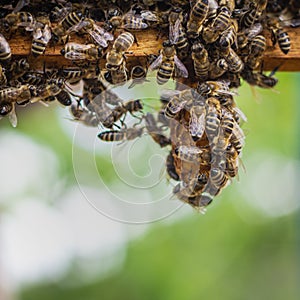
270;29;277;46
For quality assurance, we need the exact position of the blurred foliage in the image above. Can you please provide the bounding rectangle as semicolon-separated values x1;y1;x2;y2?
1;73;299;300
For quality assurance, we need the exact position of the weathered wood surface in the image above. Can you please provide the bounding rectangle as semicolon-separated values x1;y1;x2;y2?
7;27;300;72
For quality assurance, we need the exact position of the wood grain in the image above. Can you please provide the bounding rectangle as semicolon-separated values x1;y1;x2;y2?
7;27;300;72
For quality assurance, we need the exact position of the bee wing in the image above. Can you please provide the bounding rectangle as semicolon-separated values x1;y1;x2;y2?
93;24;114;41
41;25;52;43
189;109;206;138
246;23;263;39
8;105;17;128
169;19;181;44
149;54;163;71
0;34;11;53
160;89;180;100
65;51;88;60
174;56;188;78
141;10;158;22
233;107;247;122
88;30;108;48
33;27;43;39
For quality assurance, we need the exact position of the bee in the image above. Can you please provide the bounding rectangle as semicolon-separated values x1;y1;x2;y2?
109;11;148;31
168;7;189;59
0;34;11;64
209;167;228;189
230;122;245;154
61;43;102;61
220;109;235;142
225;143;239;177
2;12;35;35
240;0;267;28
149;40;188;85
32;83;62;103
166;152;180;181
98;127;144;142
202;6;232;44
54;90;72;107
109;63;129;85
174;145;203;163
197;80;236;98
189;97;206;141
18;71;45;86
205;97;222;144
164;89;194;119
106;48;124;70
70;101;99;127
224;47;244;73
0;84;36;127
209;59;229;79
241;67;278;89
8;58;30;85
191;41;210;80
103;99;143;127
246;34;266;69
75;18;114;48
219;19;238;48
145;113;171;147
129;65;148;88
51;11;84;44
49;2;73;23
267;17;291;55
187;0;209;38
31;24;52;57
219;0;235;11
0;65;7;87
59;67;85;85
113;32;134;52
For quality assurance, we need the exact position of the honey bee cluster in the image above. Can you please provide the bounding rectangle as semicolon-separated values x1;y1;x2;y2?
0;0;297;211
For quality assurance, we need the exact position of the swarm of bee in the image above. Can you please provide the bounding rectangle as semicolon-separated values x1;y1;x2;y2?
0;0;298;211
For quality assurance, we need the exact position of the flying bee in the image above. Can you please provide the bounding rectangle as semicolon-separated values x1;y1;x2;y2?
144;113;171;147
187;0;209;38
2;12;35;35
149;40;188;85
0;33;11;64
75;18;114;48
98;127;144;142
209;59;229;79
168;7;189;59
241;67;278;89
113;32;134;53
191;41;210;80
189;97;206;141
267;17;290;54
61;43;102;61
0;65;7;87
202;6;232;44
51;11;84;44
224;47;244;73
31;24;52;57
166;152;180;181
70;100;99;127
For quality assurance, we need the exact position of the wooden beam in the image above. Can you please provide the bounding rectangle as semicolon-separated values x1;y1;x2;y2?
6;27;300;72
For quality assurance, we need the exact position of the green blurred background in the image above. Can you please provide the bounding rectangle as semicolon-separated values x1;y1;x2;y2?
0;73;299;300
